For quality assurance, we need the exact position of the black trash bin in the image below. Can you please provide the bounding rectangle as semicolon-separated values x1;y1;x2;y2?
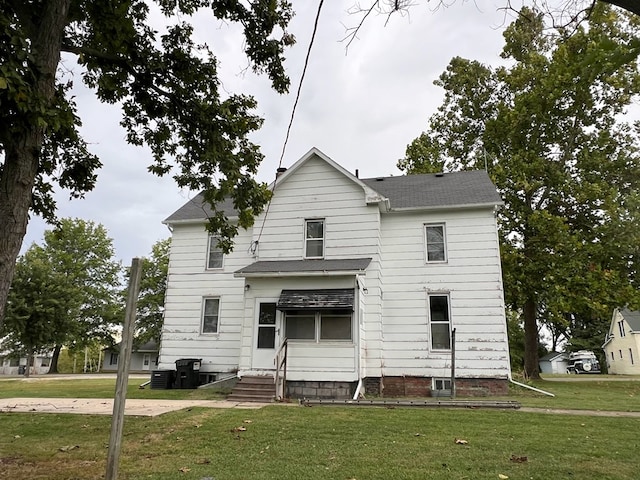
150;370;174;389
18;365;26;375
174;358;202;389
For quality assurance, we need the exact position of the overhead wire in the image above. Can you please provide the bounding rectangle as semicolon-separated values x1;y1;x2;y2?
251;0;326;254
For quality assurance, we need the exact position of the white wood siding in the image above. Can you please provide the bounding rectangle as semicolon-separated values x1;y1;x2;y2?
379;209;510;379
604;310;640;375
159;223;253;373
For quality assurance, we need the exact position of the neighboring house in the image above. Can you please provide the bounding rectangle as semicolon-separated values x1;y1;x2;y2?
158;148;511;398
102;341;159;372
0;351;53;375
539;351;569;374
603;308;640;375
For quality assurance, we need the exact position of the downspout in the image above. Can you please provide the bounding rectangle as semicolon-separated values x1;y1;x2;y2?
508;373;555;397
353;378;363;400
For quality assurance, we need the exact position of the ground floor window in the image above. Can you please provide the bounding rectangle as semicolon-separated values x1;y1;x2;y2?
110;353;118;365
285;310;352;342
429;294;451;350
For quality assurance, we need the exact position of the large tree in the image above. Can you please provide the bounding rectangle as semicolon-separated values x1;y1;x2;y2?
0;0;294;328
398;5;640;378
3;218;123;373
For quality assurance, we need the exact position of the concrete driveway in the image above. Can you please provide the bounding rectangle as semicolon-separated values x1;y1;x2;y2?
0;397;271;416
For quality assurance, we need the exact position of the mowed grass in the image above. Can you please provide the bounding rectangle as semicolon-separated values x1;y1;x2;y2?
0;377;227;400
1;405;638;480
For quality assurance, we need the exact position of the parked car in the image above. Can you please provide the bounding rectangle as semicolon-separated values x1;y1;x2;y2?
566;350;601;374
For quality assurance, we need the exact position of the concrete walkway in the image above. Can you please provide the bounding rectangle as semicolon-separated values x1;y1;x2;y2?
0;397;271;416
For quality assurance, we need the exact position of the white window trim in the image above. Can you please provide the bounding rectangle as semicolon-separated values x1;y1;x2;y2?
303;218;325;259
432;377;452;391
201;297;221;335
424;223;448;263
285;310;353;343
206;235;224;270
428;293;452;351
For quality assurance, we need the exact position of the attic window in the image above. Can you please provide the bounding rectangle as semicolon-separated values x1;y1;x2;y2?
304;219;324;259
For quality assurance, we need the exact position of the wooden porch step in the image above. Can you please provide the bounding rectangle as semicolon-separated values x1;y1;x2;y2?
227;375;275;403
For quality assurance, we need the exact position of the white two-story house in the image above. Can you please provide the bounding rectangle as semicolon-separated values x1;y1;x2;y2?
158;148;511;398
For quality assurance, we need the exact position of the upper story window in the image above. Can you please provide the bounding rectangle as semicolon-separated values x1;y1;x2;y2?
429;294;451;350
207;235;224;269
618;320;626;337
305;219;325;259
425;224;447;263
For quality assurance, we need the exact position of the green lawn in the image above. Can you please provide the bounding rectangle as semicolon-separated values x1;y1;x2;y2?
1;405;638;480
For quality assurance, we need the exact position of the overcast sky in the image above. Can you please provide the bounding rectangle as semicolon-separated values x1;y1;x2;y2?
22;1;512;264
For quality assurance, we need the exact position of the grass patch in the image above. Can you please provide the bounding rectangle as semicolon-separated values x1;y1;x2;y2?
1;406;638;479
501;377;640;411
0;378;227;400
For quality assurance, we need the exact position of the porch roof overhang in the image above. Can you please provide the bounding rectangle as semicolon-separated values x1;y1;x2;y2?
277;288;355;311
234;258;371;278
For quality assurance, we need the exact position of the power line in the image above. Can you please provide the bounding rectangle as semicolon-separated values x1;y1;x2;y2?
252;0;326;252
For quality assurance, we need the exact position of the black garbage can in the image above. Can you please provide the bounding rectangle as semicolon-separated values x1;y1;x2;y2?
18;365;26;375
174;358;202;389
150;370;174;389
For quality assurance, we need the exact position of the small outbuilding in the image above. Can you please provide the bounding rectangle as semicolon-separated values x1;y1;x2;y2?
102;340;159;373
539;351;569;374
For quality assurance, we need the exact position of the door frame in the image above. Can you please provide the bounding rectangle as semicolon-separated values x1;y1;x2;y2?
251;297;281;370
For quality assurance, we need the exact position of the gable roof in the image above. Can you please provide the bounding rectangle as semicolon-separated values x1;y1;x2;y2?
539;351;568;362
620;309;640;332
163;148;502;224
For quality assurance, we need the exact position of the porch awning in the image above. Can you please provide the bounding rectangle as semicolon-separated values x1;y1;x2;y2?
276;288;355;311
234;258;371;278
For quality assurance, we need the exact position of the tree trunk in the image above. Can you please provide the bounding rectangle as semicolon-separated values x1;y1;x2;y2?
47;344;62;374
523;298;541;379
0;0;71;328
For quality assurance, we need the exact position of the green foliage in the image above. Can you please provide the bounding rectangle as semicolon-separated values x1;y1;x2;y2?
133;237;171;344
1;218;122;367
399;5;640;377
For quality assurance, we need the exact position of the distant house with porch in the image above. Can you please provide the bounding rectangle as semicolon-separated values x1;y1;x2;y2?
102;341;159;373
0;351;53;375
157;148;511;399
603;308;640;375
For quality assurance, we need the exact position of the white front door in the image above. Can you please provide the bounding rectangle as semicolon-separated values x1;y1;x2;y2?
251;301;280;370
142;354;151;371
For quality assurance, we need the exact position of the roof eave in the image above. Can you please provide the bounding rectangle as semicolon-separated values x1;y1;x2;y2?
389;201;503;213
163;216;240;226
235;269;367;278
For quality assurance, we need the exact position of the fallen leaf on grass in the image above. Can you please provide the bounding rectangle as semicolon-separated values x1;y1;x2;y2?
454;438;469;445
510;455;528;463
59;445;80;452
243;419;253;424
498;475;509;479
178;466;191;473
195;458;211;465
231;426;247;432
194;424;203;428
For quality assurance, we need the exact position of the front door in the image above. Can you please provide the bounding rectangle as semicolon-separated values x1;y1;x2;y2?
251;301;279;370
142;354;151;371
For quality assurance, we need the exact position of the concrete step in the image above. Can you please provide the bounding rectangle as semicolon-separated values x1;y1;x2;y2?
228;375;275;403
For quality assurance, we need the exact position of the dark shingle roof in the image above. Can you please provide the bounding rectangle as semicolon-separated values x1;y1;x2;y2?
164;167;501;224
235;258;372;276
621;309;640;332
361;170;502;210
164;193;236;223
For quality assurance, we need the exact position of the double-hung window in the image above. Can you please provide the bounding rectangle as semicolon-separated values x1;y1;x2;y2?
429;294;451;350
207;236;224;269
425;224;447;262
202;298;220;334
285;310;352;342
618;321;626;337
305;219;325;259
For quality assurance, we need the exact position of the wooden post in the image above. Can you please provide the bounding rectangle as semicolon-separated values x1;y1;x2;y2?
450;328;456;399
105;258;142;480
